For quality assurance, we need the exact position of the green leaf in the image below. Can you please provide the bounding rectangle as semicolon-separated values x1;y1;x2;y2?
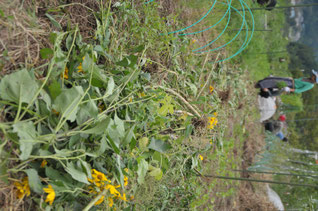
114;114;125;137
152;151;169;172
65;34;73;50
65;162;89;184
123;125;135;146
82;54;93;73
48;81;62;101
45;13;62;29
137;158;148;184
148;138;171;153
105;77;115;97
97;137;108;155
45;166;71;183
127;55;138;68
107;137;120;154
81;117;111;134
116;57;130;67
132;45;145;53
0;69;39;104
149;166;163;180
53;86;84;122
25;169;43;194
158;95;174;116
13;122;37;160
40;48;54;59
76;99;98;125
80;160;92;179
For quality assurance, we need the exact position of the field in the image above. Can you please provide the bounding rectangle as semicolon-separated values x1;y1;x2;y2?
0;0;297;210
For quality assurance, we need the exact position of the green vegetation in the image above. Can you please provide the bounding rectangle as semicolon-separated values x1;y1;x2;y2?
1;0;317;210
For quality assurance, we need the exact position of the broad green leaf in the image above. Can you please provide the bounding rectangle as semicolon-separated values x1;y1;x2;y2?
107;137;120;154
94;45;104;55
80;160;92;179
127;55;138;68
40;48;54;59
152;151;169;172
97;137;108;155
116;57;130;67
65;162;89;184
105;77;115;97
25;169;43;194
45;13;62;29
13;122;37;160
123;125;135;146
81;117;111;134
65;34;73;50
0;69;39;104
148;138;171;153
149;166;163;180
53;86;84;122
82;54;93;73
137;158;148;184
114;114;125;137
48;81;62;101
76;99;98;125
45;166;71;183
158;95;174;116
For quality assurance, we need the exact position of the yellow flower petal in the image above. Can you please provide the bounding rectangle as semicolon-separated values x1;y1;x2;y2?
43;185;55;205
94;195;105;205
61;67;69;79
199;155;203;161
124;176;128;187
209;85;214;93
108;197;114;207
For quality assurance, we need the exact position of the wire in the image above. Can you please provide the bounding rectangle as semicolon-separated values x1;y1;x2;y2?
144;0;255;64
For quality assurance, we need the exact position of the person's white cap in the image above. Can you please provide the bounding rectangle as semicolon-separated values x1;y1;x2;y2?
312;70;318;83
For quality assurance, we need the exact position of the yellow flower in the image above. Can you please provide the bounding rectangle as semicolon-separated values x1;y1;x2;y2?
209;85;214;93
208;117;218;129
43;185;55;205
105;184;120;197
41;160;47;168
108;197;114;207
89;169;111;185
199;154;203;161
94;195;105;205
119;193;127;201
130;195;134;201
14;177;30;199
124;168;128;173
191;39;197;44
61;66;69;79
77;56;85;73
124;176;128;187
213;112;218;116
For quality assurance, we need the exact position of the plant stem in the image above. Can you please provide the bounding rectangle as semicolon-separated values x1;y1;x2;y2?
83;189;108;211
